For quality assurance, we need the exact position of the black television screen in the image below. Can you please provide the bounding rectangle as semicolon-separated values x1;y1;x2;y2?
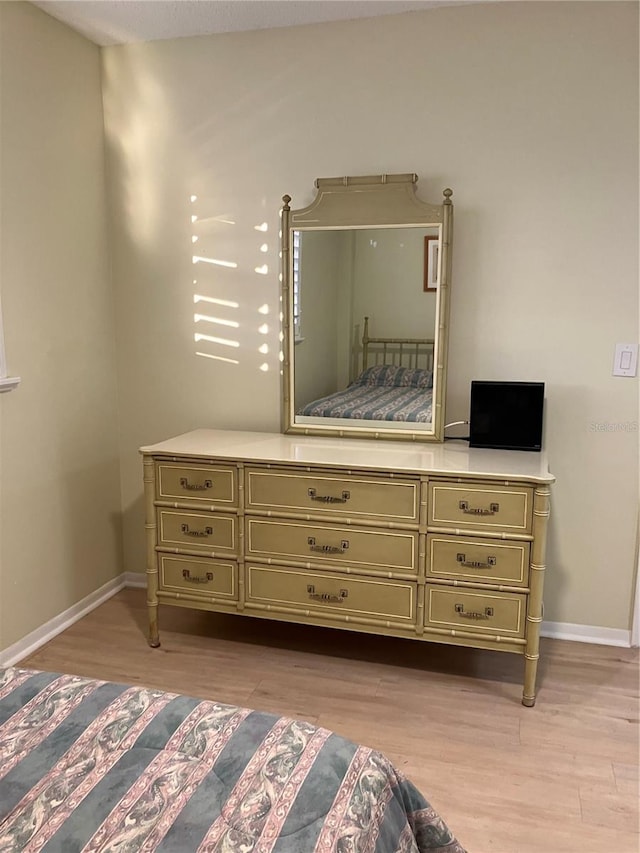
469;381;545;451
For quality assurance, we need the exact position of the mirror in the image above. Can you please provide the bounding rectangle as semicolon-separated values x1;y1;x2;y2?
281;174;453;442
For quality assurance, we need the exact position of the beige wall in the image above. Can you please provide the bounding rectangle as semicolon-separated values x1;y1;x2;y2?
104;1;638;632
352;228;437;342
294;230;343;408
0;3;122;650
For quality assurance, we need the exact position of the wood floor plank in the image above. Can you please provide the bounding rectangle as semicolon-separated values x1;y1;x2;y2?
613;761;640;796
16;588;640;853
579;784;640;834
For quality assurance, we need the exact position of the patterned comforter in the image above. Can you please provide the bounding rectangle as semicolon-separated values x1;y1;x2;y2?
0;668;465;853
298;385;434;423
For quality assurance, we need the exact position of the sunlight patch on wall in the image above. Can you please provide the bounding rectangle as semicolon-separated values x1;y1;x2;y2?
194;294;239;309
194;313;240;329
194;332;239;348
190;192;243;366
196;351;240;365
188;201;279;373
193;255;237;269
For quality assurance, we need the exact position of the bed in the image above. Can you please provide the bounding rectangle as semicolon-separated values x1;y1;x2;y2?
297;318;435;424
0;667;465;853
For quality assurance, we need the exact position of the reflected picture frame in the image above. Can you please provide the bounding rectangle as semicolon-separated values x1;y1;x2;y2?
424;235;439;292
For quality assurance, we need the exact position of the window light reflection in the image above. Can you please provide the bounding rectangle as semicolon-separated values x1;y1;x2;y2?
194;294;239;308
255;222;268;232
255;264;268;275
194;333;239;348
196;351;239;365
194;314;239;328
193;255;237;268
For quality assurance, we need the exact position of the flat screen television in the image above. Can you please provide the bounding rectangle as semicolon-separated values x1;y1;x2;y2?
469;381;545;451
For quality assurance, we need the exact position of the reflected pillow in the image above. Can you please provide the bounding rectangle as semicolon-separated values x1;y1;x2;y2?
353;365;433;389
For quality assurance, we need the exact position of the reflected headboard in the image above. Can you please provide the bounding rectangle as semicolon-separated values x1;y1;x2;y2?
361;316;435;373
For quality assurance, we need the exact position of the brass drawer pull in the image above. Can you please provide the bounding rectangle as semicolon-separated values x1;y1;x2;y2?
307;488;350;504
180;523;213;538
307;584;348;603
179;477;213;492
454;603;494;620
458;500;500;516
307;536;349;554
456;553;497;569
182;569;213;584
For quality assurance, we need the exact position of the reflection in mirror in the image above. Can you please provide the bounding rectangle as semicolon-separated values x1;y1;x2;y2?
294;226;440;432
281;174;453;442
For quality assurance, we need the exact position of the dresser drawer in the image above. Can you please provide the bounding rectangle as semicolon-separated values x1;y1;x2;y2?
427;534;530;587
159;554;237;599
156;462;237;507
425;585;526;637
246;517;418;574
157;509;237;554
246;564;416;623
428;482;532;534
245;468;419;523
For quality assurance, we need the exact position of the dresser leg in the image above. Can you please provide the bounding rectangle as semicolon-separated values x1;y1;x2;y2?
522;653;538;706
143;455;161;648
148;604;160;648
149;605;160;649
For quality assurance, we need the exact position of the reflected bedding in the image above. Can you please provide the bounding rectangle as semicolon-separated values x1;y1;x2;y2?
298;365;434;423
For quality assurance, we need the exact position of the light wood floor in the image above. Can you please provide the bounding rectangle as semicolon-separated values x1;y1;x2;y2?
18;588;639;853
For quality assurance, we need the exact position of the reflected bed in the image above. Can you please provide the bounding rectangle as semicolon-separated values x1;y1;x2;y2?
297;318;436;425
0;667;465;852
298;365;434;423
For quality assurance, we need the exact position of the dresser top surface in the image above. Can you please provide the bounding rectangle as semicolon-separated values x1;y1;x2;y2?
140;429;554;483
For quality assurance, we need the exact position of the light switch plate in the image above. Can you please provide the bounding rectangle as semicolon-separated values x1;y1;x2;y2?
613;343;638;377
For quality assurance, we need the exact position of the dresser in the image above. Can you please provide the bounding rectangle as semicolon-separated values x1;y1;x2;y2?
140;429;554;706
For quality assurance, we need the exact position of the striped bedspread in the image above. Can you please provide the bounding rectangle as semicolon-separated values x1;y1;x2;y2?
298;385;434;423
0;668;465;853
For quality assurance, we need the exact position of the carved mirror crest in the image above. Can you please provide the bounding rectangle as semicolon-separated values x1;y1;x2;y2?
281;174;453;442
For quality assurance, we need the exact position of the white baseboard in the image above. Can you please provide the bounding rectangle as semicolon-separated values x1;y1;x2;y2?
0;572;631;665
123;571;147;589
0;574;129;667
541;621;631;647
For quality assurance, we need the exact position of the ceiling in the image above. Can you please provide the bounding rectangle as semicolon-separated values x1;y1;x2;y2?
31;0;474;47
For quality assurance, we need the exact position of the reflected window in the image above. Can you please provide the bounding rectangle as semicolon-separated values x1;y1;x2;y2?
293;230;302;340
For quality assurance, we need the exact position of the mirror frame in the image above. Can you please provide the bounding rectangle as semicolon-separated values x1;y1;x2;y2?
281;173;453;442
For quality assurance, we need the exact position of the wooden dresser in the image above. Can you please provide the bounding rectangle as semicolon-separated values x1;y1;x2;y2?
141;429;554;705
